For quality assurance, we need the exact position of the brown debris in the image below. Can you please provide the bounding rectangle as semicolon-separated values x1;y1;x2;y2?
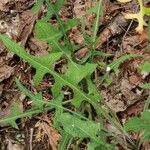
35;115;61;150
28;37;49;56
7;139;24;150
0;0;12;11
0;65;14;82
96;14;129;49
18;10;38;47
0;84;4;97
102;76;144;112
73;0;96;18
75;47;89;60
69;27;84;44
0;13;19;39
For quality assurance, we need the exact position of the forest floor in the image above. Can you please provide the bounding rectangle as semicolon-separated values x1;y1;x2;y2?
0;0;150;150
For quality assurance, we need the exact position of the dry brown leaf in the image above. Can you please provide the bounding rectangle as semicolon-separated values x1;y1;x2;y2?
0;84;4;97
102;77;144;112
75;47;89;60
28;37;48;56
0;0;12;11
0;13;19;39
69;27;84;44
128;75;141;85
18;10;38;47
7;139;24;150
35;116;60;150
0;65;14;82
73;0;96;18
142;142;150;150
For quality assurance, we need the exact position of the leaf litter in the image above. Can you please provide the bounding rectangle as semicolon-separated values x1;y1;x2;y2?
0;0;150;149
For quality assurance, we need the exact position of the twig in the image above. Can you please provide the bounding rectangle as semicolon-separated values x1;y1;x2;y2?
29;128;34;150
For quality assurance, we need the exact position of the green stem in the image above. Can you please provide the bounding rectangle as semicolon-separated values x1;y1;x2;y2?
144;94;150;111
46;0;73;52
92;0;102;50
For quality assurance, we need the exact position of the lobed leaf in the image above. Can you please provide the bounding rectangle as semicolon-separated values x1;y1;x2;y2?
124;111;150;140
0;104;42;129
107;54;141;75
57;113;100;140
0;34;99;108
35;19;79;43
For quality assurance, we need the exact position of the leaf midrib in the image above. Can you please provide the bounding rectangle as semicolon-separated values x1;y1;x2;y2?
4;42;95;106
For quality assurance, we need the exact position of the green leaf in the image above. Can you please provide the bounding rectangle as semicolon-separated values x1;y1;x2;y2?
87;141;113;150
140;83;150;89
57;112;100;138
16;79;47;109
139;62;150;73
0;34;63;86
45;0;64;15
58;132;72;150
0;34;98;108
57;113;112;149
35;19;79;43
88;2;101;14
125;111;150;140
92;0;103;50
42;0;64;21
32;0;44;13
0;104;21;129
35;21;62;42
63;19;80;31
54;0;64;12
0;104;42;129
108;54;141;75
83;33;93;46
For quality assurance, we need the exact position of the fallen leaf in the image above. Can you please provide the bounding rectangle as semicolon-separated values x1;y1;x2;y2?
0;0;12;11
7;139;24;150
0;65;14;82
75;47;89;60
35;116;61;150
28;37;48;56
0;84;4;97
18;10;38;47
129;75;141;85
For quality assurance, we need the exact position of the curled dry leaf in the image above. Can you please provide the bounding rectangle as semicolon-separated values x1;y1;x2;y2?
69;27;84;44
75;47;89;60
